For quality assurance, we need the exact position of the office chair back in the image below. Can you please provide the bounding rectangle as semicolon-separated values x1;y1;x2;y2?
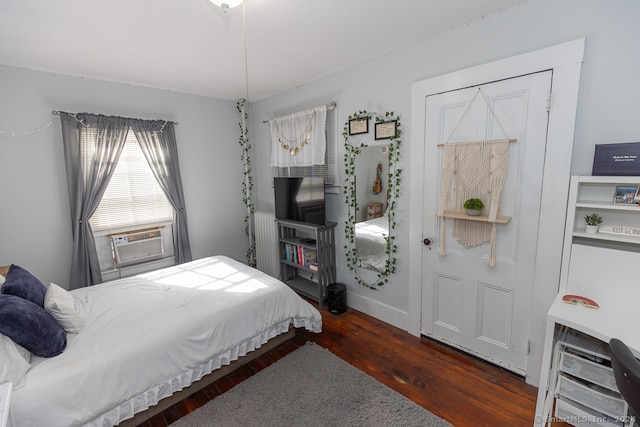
610;338;640;424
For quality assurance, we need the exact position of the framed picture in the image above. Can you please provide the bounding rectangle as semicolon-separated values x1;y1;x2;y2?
348;118;369;135
374;120;397;140
613;185;639;204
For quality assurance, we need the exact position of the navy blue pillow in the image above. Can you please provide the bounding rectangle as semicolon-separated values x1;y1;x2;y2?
1;264;47;307
0;294;67;357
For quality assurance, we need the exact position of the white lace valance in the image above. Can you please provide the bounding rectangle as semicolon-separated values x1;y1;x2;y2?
270;105;327;167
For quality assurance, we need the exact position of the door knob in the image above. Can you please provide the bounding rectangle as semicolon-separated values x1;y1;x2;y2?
423;238;433;246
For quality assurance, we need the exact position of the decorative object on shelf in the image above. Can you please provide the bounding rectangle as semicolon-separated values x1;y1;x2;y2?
598;225;640;238
613;185;640;204
592;142;640;176
343;110;401;289
237;99;256;266
463;198;484;216
583;213;603;234
371;163;382;194
562;294;599;309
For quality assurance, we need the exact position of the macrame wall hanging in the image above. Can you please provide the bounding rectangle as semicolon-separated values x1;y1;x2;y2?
437;88;516;267
269;105;327;168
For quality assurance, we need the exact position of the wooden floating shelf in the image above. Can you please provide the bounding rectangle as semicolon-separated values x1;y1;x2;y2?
440;210;512;224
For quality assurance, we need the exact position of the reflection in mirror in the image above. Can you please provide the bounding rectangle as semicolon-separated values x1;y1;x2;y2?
343;110;401;289
354;147;389;273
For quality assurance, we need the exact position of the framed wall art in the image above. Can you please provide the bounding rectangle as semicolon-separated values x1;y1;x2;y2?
348;118;369;135
374;120;397;140
613;185;639;204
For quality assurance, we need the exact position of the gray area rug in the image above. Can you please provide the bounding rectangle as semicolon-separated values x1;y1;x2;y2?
170;342;451;427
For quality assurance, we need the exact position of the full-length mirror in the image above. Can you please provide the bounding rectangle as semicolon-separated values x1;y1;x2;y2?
353;147;389;273
343;111;401;288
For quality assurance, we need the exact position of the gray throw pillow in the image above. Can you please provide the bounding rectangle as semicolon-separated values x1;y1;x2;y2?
1;264;48;307
0;294;67;357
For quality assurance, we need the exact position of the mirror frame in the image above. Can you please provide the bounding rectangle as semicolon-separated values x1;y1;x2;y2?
342;110;402;289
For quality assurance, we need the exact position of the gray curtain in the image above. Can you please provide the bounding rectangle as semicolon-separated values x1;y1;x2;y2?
131;120;192;264
60;113;129;289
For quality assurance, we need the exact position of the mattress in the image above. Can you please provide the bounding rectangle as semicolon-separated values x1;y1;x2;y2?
10;256;322;427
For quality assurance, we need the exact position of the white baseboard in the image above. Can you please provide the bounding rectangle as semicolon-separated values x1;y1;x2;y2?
345;291;410;333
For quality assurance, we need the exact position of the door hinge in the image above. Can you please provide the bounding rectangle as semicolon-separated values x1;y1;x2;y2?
546;95;551;113
526;339;531;355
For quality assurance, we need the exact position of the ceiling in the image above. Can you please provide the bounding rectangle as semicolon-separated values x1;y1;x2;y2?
0;0;530;101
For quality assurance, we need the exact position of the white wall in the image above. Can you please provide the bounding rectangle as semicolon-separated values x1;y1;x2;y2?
250;0;640;340
0;65;247;288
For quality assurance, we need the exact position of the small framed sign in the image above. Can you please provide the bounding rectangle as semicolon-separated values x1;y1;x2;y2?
592;142;640;176
348;118;369;135
599;225;640;238
613;185;639;204
374;120;397;140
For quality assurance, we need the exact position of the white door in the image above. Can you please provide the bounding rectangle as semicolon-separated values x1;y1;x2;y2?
421;71;552;374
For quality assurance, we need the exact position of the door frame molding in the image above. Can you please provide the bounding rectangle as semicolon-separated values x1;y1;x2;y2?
408;39;584;385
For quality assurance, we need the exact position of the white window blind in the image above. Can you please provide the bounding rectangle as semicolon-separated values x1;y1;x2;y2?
90;130;173;232
272;105;338;187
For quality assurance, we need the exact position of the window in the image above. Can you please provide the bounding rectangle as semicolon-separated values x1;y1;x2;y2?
272;105;338;189
89;130;173;232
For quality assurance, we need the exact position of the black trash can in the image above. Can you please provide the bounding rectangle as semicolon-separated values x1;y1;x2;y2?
327;283;347;314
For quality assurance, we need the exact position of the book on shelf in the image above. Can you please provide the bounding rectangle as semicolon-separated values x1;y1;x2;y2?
282;243;317;268
309;262;318;271
303;248;317;267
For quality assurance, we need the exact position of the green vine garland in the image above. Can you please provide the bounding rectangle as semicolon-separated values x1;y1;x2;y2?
237;99;256;266
343;110;402;289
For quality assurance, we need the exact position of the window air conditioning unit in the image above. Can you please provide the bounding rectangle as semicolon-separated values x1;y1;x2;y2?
110;228;164;266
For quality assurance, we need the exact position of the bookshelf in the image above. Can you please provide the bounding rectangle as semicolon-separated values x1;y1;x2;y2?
276;219;336;308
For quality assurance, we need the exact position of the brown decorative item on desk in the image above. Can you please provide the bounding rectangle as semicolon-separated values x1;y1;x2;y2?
366;203;383;220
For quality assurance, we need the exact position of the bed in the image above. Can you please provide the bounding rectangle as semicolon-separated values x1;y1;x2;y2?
354;215;389;272
0;256;322;427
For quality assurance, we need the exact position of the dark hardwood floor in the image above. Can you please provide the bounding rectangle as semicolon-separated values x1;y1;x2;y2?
138;302;539;426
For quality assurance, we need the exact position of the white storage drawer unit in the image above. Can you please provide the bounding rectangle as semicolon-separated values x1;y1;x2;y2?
560;351;619;392
555;398;624;427
556;374;626;419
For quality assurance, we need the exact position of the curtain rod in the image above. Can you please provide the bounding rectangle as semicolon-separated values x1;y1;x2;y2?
262;101;336;124
51;110;179;126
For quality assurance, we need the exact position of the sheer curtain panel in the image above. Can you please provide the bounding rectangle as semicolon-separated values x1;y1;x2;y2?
130;120;192;264
60;113;129;289
270;105;327;167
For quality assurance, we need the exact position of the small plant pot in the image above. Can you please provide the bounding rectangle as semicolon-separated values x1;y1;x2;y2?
466;209;482;216
585;225;599;234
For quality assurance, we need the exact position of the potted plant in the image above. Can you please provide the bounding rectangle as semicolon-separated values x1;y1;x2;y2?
463;198;485;216
584;213;603;233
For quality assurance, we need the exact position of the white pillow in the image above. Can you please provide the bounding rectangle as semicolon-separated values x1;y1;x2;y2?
44;282;86;334
0;333;31;385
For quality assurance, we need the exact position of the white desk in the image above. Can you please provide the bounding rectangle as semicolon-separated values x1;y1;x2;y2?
534;294;640;425
0;382;12;427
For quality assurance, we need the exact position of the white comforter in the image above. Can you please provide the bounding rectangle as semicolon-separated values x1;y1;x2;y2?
10;256;322;427
355;216;389;272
